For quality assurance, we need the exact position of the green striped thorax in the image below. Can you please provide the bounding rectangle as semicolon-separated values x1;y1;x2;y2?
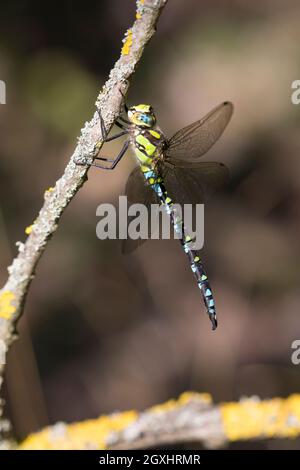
127;104;165;168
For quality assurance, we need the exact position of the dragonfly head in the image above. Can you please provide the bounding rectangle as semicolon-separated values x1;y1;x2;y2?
127;104;156;128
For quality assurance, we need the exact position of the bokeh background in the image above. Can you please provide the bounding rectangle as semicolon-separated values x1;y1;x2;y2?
1;0;300;449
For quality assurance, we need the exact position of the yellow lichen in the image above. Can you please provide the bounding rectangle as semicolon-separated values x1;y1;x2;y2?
150;391;212;414
180;391;212;405
0;291;16;320
44;187;55;197
25;217;38;235
18;393;212;450
121;29;133;55
19;410;137;450
221;394;300;441
136;0;144;19
25;225;33;235
19;393;300;450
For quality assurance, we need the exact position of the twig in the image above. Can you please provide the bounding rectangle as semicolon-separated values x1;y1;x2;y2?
18;392;300;450
0;0;168;443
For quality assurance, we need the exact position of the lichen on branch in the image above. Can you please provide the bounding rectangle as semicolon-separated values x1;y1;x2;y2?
0;0;168;445
18;392;300;450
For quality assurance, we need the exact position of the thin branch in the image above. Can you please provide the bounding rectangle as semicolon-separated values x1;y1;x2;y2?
0;0;168;442
18;392;300;450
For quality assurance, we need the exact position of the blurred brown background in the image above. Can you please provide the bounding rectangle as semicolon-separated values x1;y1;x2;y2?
1;0;300;449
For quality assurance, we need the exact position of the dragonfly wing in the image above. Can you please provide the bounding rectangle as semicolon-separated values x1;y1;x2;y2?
123;166;159;254
125;166;159;206
161;161;229;205
165;101;233;162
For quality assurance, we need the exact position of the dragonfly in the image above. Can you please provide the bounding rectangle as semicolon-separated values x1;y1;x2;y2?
84;100;233;330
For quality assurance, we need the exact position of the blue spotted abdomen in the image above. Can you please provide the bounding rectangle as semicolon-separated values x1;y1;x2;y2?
132;129;217;329
144;169;217;329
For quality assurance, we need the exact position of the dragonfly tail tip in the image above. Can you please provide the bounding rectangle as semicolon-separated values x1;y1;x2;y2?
210;316;218;330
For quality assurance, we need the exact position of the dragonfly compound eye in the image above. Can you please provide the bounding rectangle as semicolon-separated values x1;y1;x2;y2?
140;113;155;127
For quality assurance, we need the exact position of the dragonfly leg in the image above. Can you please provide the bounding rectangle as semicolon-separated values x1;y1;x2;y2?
90;140;130;170
97;109;107;140
97;110;129;139
103;130;128;143
97;108;130;136
118;87;129;114
93;130;128;162
75;112;129;167
94;156;115;163
115;120;129;130
118;115;131;125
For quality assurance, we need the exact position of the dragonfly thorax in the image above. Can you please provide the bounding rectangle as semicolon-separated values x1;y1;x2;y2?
131;127;165;169
127;104;166;167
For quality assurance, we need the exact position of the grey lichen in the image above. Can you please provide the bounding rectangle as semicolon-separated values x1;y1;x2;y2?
0;0;168;444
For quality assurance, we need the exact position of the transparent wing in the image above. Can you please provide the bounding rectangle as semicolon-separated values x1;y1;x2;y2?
125;166;158;206
123;161;229;253
122;166;159;254
165;101;233;162
161;161;229;205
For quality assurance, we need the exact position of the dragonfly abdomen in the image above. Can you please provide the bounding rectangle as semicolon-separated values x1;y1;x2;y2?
132;124;220;329
176;205;217;330
141;165;218;330
186;248;217;330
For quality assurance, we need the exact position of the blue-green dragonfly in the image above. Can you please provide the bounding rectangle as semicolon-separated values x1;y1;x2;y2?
84;100;233;330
